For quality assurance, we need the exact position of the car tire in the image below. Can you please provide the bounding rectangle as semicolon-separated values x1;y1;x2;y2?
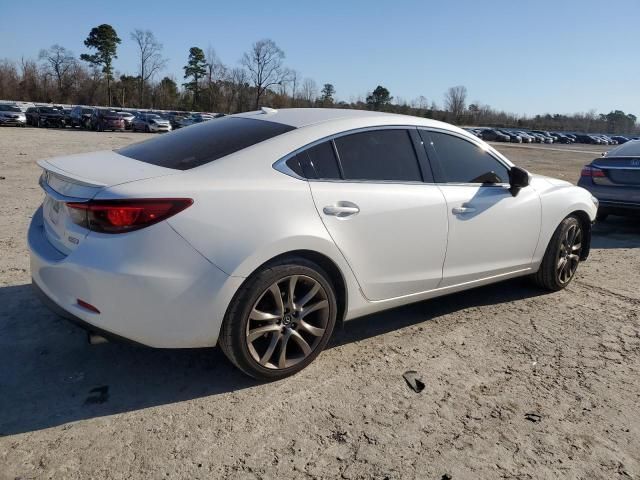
145;125;150;133
219;257;338;381
532;215;583;291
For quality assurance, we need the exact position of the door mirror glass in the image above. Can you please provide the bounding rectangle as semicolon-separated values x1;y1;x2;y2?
508;166;530;195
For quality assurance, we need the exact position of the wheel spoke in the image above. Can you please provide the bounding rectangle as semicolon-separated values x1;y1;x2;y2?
247;324;281;342
571;243;582;252
287;275;299;310
298;319;325;337
290;330;312;356
249;308;280;322
259;331;281;366
269;283;285;317
297;283;320;308
557;257;567;271
300;299;329;319
278;330;292;369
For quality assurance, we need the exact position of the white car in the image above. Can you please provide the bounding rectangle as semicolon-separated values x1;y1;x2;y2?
132;113;172;133
28;108;597;380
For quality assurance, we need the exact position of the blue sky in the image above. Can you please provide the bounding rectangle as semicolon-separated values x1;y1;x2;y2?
1;0;638;116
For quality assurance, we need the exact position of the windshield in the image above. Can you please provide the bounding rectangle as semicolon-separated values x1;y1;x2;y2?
0;105;21;112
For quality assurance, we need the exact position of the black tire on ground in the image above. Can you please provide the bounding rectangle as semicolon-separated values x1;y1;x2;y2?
532;215;583;291
219;257;338;381
145;125;150;133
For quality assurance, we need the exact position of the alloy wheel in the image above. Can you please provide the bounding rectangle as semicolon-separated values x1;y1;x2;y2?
245;275;330;370
556;223;582;284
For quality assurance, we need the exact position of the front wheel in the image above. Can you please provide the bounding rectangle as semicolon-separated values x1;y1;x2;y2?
219;258;337;380
532;215;583;291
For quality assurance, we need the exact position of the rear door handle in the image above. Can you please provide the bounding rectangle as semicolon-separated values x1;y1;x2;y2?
323;203;360;218
452;206;477;215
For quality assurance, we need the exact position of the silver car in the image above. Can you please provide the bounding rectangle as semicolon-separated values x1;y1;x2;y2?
0;104;26;127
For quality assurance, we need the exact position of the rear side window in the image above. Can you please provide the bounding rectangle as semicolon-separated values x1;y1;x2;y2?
286;141;341;179
117;117;296;170
334;129;422;182
425;131;509;184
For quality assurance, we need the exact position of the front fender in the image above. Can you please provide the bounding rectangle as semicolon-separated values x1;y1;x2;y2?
531;178;597;264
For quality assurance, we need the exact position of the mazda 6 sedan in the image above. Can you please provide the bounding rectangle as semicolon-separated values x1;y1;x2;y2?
29;108;598;380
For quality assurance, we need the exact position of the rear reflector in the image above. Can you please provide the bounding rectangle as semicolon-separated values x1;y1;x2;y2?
66;198;193;234
77;299;100;314
581;165;605;177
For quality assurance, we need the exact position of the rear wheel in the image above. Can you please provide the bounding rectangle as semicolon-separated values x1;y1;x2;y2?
532;215;583;291
219;258;337;380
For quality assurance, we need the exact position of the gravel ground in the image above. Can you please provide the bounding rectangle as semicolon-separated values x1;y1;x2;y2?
1;128;639;479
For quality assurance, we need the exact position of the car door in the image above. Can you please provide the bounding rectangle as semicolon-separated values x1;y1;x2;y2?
302;128;448;301
420;129;541;287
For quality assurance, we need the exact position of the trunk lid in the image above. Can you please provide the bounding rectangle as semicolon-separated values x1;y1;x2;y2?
592;157;640;186
38;150;179;255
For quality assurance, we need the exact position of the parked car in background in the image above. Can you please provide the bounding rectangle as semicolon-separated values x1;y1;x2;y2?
573;134;600;144
132;113;172;133
531;131;555;143
69;106;94;128
29;108;597;380
514;131;534;143
578;140;640;221
116;111;135;130
498;130;522;143
479;128;510;142
0;103;27;126
164;112;188;130
25;106;66;128
551;133;574;144
612;136;630;144
89;108;125;132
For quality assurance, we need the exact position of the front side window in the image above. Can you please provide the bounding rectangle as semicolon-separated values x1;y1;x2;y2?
334;129;422;182
425;131;509;184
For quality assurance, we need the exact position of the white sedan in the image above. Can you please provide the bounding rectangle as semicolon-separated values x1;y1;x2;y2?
28;108;597;380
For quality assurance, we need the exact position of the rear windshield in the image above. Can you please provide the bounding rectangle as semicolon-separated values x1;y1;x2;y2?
605;140;640;157
117;117;296;170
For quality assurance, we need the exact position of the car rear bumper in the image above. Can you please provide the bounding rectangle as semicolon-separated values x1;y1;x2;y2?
28;206;242;348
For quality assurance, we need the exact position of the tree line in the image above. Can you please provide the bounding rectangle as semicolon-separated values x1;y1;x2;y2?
0;23;637;135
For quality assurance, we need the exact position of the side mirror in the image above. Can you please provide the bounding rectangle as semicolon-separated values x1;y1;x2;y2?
508;166;530;196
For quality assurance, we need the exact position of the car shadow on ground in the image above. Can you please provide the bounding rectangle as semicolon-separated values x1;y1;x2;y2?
591;215;640;249
0;277;546;437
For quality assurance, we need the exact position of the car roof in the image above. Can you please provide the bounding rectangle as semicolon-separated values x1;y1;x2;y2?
232;107;449;130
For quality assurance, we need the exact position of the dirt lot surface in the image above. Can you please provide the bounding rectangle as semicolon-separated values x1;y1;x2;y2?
1;128;639;479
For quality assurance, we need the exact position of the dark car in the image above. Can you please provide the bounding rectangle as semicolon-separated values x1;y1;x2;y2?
69;106;94;128
573;134;601;144
90;108;125;131
497;130;522;143
479;128;510;142
25;106;65;128
578;140;640;220
551;132;574;144
611;136;630;144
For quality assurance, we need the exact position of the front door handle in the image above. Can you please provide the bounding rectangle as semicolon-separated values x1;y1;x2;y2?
323;202;360;218
452;206;477;215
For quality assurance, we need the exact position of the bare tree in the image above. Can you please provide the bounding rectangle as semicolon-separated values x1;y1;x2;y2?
130;29;167;106
300;78;317;106
241;39;287;108
38;45;76;99
444;85;467;123
205;46;226;111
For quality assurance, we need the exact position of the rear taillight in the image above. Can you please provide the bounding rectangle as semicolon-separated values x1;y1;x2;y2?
580;165;605;177
66;198;193;234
